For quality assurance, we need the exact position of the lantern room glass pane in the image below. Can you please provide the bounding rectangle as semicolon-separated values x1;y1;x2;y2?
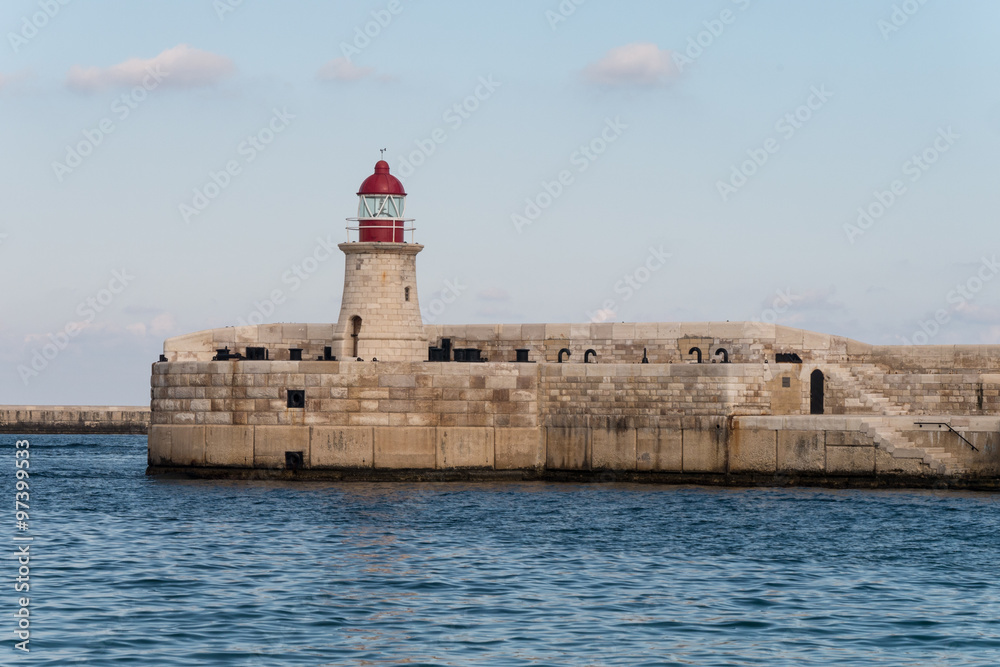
358;194;405;218
391;197;404;217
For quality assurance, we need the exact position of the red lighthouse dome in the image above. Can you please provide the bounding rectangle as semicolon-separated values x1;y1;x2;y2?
350;160;413;243
358;160;406;196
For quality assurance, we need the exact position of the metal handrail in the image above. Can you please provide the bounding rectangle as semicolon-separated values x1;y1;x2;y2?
914;421;979;451
344;220;416;243
345;218;415;223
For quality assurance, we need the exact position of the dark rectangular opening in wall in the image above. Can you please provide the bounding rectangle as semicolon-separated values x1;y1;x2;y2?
289;348;303;361
245;347;267;360
285;451;303;470
810;370;825;415
776;353;802;363
287;389;305;408
782;377;791;388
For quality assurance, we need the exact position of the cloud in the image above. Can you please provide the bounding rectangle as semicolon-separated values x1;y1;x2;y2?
794;287;846;311
66;44;235;92
126;312;177;338
584;43;677;86
759;286;845;314
123;305;164;316
317;57;375;82
954;302;1000;324
0;69;32;91
150;312;177;335
22;310;178;348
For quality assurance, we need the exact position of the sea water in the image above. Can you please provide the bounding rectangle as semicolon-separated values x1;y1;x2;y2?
3;434;998;665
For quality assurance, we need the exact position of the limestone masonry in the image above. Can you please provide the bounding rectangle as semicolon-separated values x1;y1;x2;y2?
148;161;1000;488
2;406;149;434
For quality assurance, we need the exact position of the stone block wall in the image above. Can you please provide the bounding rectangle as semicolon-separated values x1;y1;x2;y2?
148;424;544;471
147;414;1000;481
874;373;1000;414
151;360;541;429
0;406;150;434
820;370;1000;416
540;363;771;417
852;345;1000;372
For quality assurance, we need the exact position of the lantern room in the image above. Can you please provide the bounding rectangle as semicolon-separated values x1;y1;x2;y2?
348;160;414;243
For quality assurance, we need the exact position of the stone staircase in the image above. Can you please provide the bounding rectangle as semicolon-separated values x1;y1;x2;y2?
825;367;966;476
826;366;906;416
861;418;967;476
851;363;914;412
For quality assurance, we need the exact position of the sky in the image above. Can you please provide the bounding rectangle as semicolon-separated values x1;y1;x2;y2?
2;0;999;406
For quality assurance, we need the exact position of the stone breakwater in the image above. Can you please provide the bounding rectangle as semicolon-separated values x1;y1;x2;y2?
147;322;1000;489
1;406;150;434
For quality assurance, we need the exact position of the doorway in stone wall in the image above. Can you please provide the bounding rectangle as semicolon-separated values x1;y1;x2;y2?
350;316;362;358
810;369;824;415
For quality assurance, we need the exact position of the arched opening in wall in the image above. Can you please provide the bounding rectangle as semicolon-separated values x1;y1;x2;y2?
405;286;410;302
350;316;362;358
810;369;824;415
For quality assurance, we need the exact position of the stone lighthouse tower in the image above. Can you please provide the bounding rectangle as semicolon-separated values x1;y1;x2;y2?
330;160;426;361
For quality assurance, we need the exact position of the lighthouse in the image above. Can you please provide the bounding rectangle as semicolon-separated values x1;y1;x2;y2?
330;160;427;362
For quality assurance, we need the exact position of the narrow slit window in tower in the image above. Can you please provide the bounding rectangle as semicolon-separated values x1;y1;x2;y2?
351;316;362;358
